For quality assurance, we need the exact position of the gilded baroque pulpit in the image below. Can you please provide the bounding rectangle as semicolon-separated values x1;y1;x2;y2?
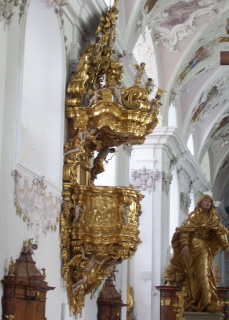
61;0;163;316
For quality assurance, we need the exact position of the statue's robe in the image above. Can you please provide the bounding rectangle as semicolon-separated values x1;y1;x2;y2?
170;209;229;311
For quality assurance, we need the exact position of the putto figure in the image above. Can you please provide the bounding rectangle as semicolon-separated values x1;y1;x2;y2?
168;194;229;312
90;146;116;182
134;62;146;85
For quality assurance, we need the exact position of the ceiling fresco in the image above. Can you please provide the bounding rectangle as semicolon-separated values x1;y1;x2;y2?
122;0;229;204
160;0;208;30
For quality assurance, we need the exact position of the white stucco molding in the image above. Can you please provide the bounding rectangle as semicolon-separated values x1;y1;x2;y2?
131;167;159;194
11;169;62;243
180;192;191;214
162;171;172;194
150;1;221;53
145;127;211;194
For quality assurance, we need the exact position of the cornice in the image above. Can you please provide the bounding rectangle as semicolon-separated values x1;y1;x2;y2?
133;127;210;192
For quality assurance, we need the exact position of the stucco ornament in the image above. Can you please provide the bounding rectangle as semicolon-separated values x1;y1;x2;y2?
216;155;229;179
180;192;191;214
131;167;159;193
46;0;67;8
11;170;62;242
0;0;18;25
162;171;173;193
150;0;221;53
188;70;229;135
0;0;29;25
137;7;150;41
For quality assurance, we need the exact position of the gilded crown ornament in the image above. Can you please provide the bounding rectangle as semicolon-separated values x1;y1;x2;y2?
61;0;162;316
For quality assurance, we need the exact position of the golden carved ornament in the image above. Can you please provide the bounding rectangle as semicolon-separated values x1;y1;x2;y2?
173;287;186;320
213;265;223;286
126;286;134;320
60;185;143;315
61;0;164;316
8;257;15;276
162;264;174;286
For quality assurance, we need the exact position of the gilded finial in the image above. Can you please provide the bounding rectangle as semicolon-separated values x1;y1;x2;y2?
162;265;173;286
213;265;223;286
41;267;46;279
8;257;15;276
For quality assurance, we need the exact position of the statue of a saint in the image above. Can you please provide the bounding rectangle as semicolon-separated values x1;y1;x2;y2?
169;194;229;312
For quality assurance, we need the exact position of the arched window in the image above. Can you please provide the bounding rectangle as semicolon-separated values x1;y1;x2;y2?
187;133;194;156
201;151;210;181
168;101;177;127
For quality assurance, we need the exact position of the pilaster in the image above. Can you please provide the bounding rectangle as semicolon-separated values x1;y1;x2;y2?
128;127;210;320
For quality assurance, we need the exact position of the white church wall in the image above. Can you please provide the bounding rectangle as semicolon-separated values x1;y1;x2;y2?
0;22;8;159
0;4;32;317
18;0;65;187
0;1;67;319
128;140;169;320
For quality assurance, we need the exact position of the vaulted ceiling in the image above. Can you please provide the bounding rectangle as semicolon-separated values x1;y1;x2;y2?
119;0;229;206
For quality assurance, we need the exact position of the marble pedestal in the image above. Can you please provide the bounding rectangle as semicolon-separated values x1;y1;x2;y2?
183;312;224;320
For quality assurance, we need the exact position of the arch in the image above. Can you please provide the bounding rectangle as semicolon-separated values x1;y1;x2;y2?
168;102;177;127
18;0;65;186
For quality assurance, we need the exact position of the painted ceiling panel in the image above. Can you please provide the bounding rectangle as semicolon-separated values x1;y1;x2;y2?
122;0;229;202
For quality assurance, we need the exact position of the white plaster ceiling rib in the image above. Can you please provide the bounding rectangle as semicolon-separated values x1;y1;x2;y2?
186;68;229;136
213;149;229;182
199;109;229;163
161;33;220;124
175;27;229;136
178;66;225;143
145;127;211;192
221;183;229;203
212;163;229;200
125;0;145;51
184;90;229;170
162;5;229;123
149;0;222;54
